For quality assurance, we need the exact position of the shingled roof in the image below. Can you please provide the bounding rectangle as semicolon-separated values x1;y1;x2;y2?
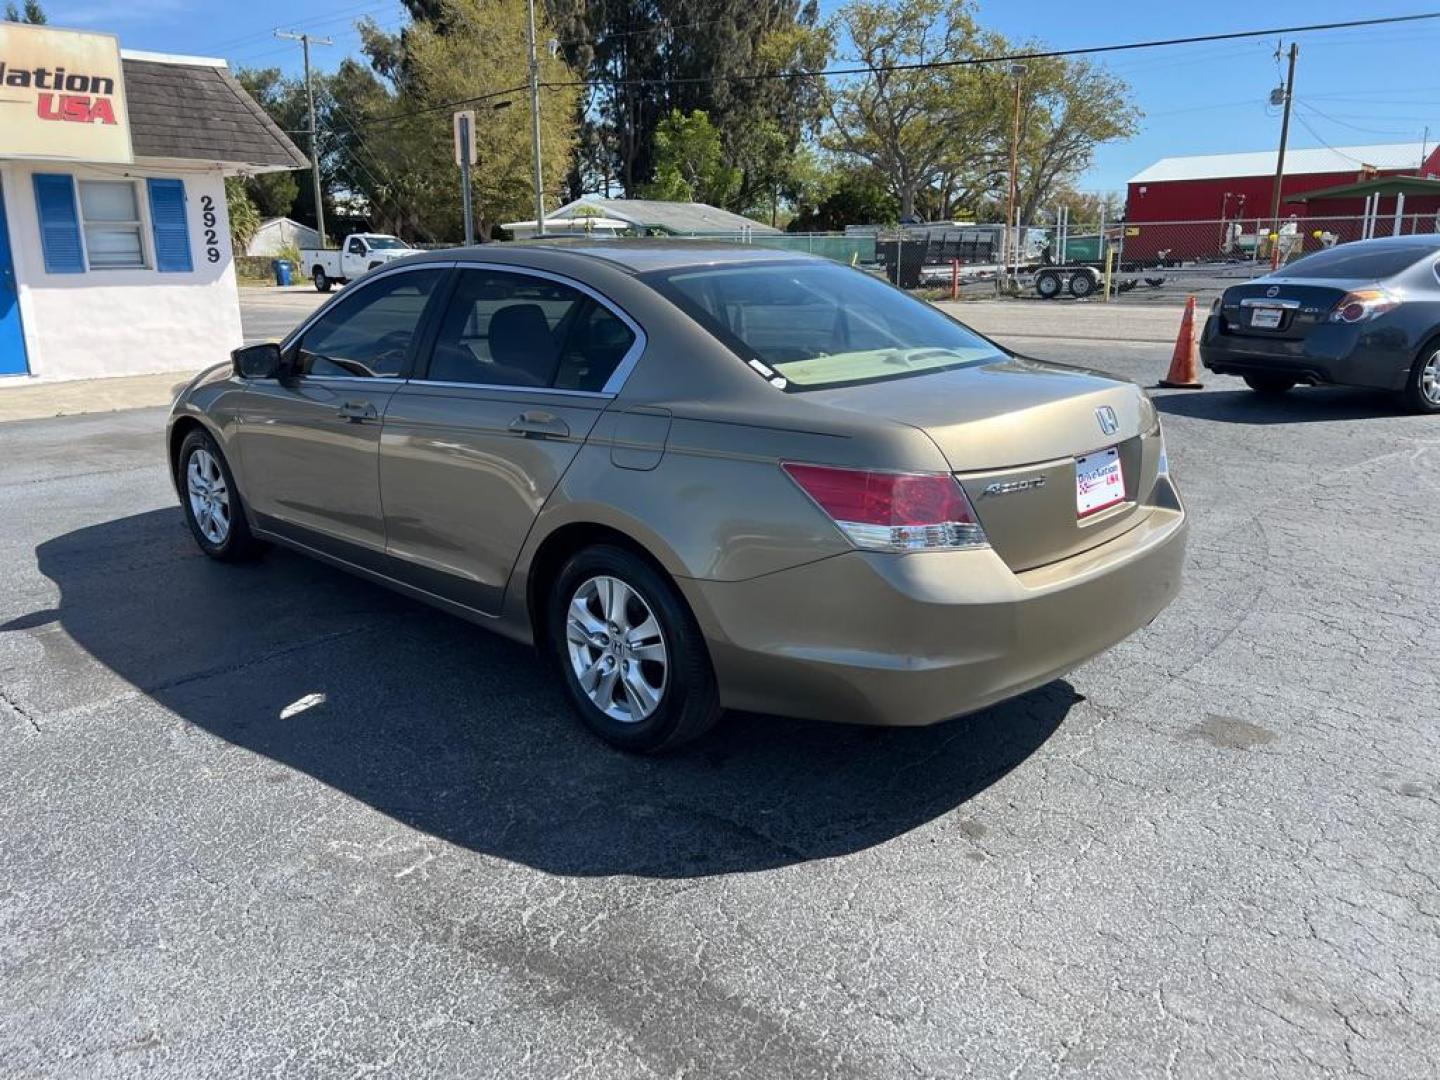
121;53;308;172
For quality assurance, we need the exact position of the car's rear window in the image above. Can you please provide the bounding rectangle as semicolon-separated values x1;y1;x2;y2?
646;261;1005;390
1279;243;1434;280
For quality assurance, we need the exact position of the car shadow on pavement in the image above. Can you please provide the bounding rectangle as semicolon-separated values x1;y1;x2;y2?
1153;386;1403;424
10;508;1077;879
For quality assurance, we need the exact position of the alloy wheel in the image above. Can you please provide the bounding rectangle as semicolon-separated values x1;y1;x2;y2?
186;447;231;546
565;575;668;724
1423;351;1440;405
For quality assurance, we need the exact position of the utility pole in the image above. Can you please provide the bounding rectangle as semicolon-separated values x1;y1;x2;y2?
1003;63;1026;290
275;30;333;249
525;0;545;236
1267;41;1299;269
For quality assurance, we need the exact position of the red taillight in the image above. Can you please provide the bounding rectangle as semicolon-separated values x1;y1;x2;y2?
781;462;987;551
1329;289;1398;324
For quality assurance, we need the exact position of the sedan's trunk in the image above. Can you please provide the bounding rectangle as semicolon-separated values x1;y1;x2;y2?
1215;281;1354;342
810;358;1160;571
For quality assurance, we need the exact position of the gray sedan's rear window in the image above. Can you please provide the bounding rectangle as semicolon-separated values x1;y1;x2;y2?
1280;244;1434;280
647;261;1005;390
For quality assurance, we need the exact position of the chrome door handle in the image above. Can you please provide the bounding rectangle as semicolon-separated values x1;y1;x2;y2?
337;400;378;422
508;410;569;439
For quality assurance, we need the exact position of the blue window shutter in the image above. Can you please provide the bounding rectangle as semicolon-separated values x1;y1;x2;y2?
147;178;193;273
32;173;85;274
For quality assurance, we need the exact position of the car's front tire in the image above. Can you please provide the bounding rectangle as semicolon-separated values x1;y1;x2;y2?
178;429;262;562
1243;373;1297;396
1402;341;1440;414
548;545;720;753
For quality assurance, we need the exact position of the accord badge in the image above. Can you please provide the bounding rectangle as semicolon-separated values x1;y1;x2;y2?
983;476;1047;497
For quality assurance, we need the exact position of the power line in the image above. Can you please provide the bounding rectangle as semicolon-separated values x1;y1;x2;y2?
346;83;531;127
534;11;1440;90
305;11;1440;135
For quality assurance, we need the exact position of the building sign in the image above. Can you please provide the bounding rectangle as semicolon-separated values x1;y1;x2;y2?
0;23;131;164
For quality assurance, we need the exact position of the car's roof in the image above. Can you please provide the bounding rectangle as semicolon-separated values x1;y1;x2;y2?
1334;233;1440;249
400;237;814;274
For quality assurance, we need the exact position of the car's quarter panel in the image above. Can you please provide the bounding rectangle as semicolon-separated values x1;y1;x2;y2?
378;383;606;614
231;375;400;552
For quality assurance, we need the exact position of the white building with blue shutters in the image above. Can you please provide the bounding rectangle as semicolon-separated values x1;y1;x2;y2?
0;25;307;385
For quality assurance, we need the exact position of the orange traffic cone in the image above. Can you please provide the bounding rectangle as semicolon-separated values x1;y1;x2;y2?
1159;295;1204;389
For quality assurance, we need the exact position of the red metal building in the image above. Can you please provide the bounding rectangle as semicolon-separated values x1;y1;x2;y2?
1123;142;1440;262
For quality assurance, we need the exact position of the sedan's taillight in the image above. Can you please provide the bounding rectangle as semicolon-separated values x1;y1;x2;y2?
1329;289;1399;324
781;462;988;552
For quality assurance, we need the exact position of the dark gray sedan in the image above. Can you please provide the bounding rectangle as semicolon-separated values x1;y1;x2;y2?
1200;234;1440;412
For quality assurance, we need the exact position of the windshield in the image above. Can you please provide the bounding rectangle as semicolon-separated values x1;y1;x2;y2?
1278;243;1433;280
363;236;410;250
647;261;1006;390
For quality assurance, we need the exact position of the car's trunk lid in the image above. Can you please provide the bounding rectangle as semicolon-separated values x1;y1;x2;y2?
1217;279;1358;341
808;358;1159;571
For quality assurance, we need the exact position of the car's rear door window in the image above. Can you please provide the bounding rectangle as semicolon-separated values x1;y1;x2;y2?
422;269;635;391
648;261;1004;390
293;268;444;378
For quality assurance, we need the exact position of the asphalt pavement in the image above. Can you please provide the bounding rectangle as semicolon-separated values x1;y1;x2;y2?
2;303;1439;1078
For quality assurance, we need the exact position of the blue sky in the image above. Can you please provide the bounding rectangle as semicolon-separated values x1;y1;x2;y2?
38;0;1440;193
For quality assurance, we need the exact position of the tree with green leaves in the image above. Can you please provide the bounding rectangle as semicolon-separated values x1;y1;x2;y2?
823;0;1004;221
1006;52;1139;229
233;69;305;220
224;177;262;253
4;0;46;23
544;0;828;212
642;110;741;207
241;0;580;243
824;0;1137;224
787;165;899;231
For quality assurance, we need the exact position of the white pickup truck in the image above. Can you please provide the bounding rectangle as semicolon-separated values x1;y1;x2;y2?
301;233;417;292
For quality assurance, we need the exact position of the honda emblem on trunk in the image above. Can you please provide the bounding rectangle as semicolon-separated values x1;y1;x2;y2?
1095;406;1119;436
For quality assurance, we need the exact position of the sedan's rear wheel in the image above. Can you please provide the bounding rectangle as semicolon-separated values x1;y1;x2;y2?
1243;374;1297;396
549;545;719;753
178;429;261;562
1403;345;1440;414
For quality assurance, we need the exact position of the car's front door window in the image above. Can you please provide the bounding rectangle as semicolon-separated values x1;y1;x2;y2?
294;269;444;379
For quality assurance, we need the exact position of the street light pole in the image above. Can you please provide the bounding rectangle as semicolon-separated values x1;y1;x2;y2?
1003;63;1026;287
275;30;333;250
525;0;545;236
1268;41;1299;268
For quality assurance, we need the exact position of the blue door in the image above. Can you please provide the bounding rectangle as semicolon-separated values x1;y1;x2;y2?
0;180;30;377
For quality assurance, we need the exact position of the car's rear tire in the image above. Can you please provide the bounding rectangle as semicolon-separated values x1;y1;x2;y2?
1402;342;1440;413
548;545;720;753
177;429;262;562
313;267;331;293
1243;374;1297;396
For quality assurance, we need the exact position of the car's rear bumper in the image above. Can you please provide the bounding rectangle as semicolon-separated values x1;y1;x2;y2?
1199;316;1411;391
681;483;1187;727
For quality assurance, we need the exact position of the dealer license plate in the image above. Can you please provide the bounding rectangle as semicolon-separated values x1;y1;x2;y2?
1076;447;1125;517
1250;306;1283;330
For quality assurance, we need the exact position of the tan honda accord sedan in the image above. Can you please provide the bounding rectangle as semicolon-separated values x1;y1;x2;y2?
168;241;1187;752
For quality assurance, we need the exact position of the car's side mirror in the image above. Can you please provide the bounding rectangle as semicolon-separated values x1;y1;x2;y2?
232;342;283;380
